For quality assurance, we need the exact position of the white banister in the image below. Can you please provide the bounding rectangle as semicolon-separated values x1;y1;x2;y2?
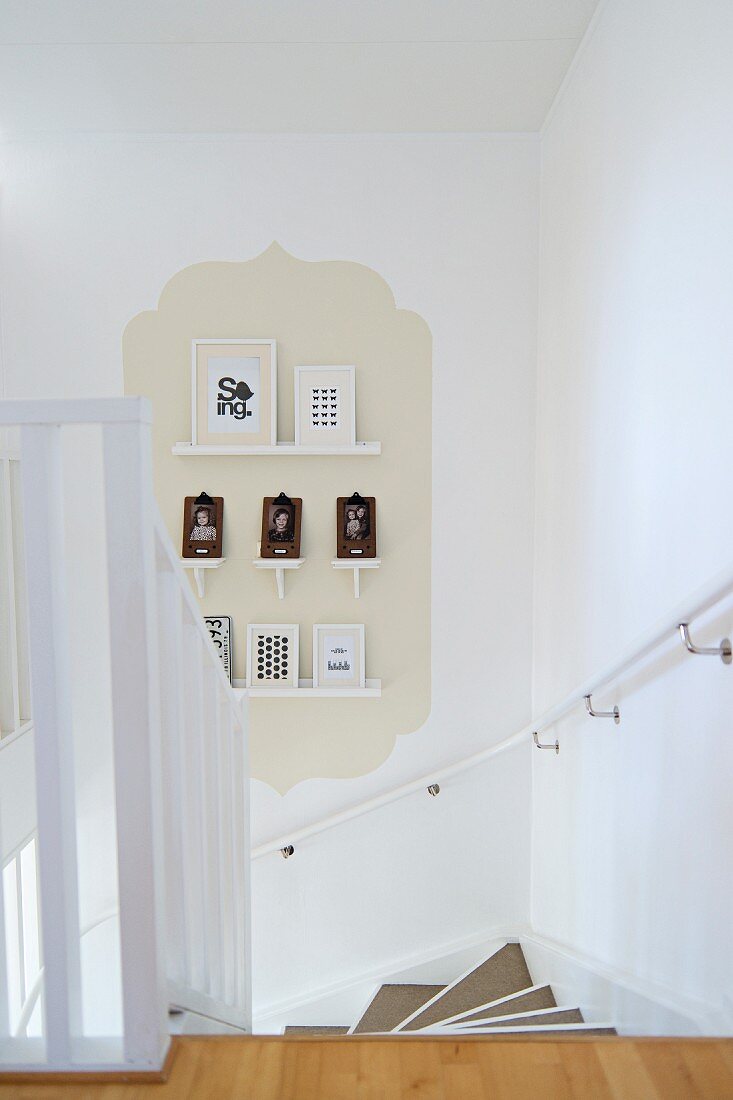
0;398;152;427
102;420;168;1068
252;559;733;859
0;397;250;1072
18;425;84;1064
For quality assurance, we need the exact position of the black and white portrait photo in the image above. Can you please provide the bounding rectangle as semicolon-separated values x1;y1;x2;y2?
260;493;302;558
268;504;294;542
182;492;224;559
336;494;377;558
190;502;217;542
344;501;370;541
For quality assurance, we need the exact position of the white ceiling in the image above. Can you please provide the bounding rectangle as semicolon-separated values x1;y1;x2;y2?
0;0;600;134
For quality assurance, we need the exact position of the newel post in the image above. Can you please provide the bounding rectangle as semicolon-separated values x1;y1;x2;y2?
102;399;169;1069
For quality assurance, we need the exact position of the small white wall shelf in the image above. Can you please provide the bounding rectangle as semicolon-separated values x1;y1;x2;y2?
233;678;381;699
180;557;226;598
172;442;381;456
331;557;382;598
252;556;306;599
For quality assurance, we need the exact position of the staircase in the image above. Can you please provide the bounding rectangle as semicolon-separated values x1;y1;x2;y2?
284;943;616;1037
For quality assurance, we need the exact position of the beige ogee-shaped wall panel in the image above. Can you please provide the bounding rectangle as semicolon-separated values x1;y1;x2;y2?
123;244;431;793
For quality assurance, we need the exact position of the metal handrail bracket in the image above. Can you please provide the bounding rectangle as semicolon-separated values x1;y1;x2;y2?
584;694;621;724
533;731;559;754
678;623;732;664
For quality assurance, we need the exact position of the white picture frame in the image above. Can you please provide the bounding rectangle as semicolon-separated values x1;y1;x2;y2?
312;624;366;689
246;623;299;689
294;365;356;447
191;339;277;447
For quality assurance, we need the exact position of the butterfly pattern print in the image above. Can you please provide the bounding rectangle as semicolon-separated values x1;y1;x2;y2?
310;386;340;430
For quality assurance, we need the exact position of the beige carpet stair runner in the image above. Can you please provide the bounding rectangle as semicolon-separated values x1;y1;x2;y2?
440;983;557;1026
284;1026;350;1035
351;985;445;1034
398;943;532;1031
284;942;617;1037
460;1008;584;1029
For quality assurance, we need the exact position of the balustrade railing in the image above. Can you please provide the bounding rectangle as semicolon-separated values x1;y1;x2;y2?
0;398;250;1074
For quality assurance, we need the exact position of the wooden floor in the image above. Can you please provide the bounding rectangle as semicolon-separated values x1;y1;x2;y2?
2;1036;733;1099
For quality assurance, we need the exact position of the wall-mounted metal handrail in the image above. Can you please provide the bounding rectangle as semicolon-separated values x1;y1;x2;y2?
533;731;559;754
584;694;620;724
678;623;732;664
252;561;733;858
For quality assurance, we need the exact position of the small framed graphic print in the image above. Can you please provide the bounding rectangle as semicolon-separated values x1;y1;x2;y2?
204;616;232;682
247;624;299;688
260;492;302;558
182;492;223;559
294;366;356;447
313;624;365;689
192;339;277;447
336;492;377;559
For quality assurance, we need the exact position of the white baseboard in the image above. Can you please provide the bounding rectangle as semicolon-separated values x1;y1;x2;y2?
521;931;727;1036
254;922;729;1036
253;922;530;1024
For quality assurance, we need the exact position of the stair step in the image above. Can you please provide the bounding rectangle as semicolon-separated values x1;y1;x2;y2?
459;1007;584;1030
352;985;445;1034
396;943;532;1032
434;984;557;1029
284;1026;350;1035
462;1024;617;1036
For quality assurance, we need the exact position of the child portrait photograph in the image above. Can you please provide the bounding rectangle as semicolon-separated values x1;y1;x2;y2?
336;494;377;558
182;492;224;559
260;493;302;558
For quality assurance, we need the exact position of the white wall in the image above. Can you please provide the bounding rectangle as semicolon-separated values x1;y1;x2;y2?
252;745;530;1019
532;0;733;1030
0;135;540;993
0;134;539;834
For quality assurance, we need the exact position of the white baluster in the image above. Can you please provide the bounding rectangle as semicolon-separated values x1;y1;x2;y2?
202;664;223;1002
181;620;207;991
0;457;21;736
0;809;9;1044
102;418;168;1068
9;459;32;727
218;693;236;1007
231;699;252;1027
19;425;83;1065
156;569;187;989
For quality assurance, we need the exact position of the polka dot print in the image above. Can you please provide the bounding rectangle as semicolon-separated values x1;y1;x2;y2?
256;634;290;682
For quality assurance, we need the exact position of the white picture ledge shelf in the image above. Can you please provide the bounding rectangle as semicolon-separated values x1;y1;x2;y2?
180;557;226;598
233;678;381;699
252;556;306;599
331;557;382;598
172;441;381;456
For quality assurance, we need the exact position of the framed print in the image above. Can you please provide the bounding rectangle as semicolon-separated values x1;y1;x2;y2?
260;492;302;558
204;616;232;682
336;492;377;558
247;624;299;688
294;366;356;447
182;492;223;559
312;624;365;689
192;339;277;447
